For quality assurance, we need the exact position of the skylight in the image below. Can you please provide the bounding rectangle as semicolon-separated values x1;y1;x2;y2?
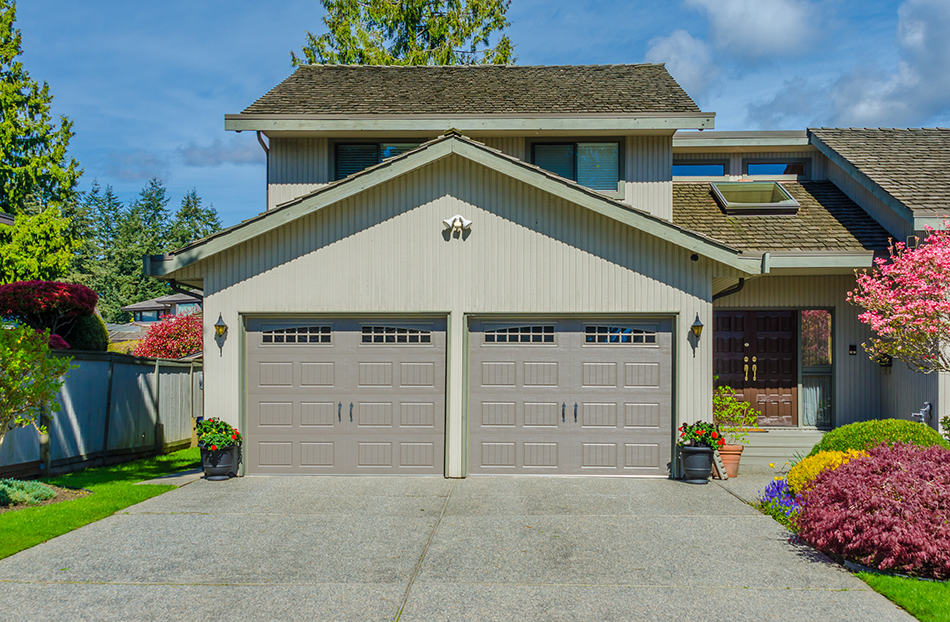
710;181;800;215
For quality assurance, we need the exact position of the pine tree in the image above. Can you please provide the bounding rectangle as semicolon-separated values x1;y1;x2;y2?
168;189;222;249
292;0;514;66
0;0;81;214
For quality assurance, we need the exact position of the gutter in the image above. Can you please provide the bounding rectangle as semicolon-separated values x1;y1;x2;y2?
712;278;745;301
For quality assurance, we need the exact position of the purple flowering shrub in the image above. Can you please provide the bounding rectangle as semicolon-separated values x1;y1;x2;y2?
756;478;802;531
798;443;950;580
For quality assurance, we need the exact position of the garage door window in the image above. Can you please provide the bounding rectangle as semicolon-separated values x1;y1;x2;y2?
262;325;331;344
361;325;432;344
584;325;656;344
484;325;555;344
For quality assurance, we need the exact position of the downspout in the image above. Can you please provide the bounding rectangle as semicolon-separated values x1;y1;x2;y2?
712;278;745;301
257;131;270;210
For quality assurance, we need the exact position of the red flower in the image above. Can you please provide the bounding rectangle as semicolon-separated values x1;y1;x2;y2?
232;434;237;440
717;438;725;446
711;432;718;439
210;444;217;451
696;429;705;435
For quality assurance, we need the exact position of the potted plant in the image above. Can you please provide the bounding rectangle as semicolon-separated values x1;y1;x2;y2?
712;383;761;478
678;420;722;484
196;417;242;480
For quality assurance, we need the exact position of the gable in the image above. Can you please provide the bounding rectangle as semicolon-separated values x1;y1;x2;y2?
150;135;757;284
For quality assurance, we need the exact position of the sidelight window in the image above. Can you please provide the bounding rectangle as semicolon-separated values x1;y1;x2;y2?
801;309;832;428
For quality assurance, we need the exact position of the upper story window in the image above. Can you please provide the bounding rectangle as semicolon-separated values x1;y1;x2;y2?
672;161;727;177
334;142;420;180
530;142;620;191
744;158;808;177
175;302;201;315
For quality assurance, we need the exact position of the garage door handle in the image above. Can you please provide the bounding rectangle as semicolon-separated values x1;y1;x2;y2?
561;402;565;423
338;402;342;422
349;402;353;423
574;403;578;423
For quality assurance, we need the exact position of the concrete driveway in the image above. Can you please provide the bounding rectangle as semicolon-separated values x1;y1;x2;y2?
0;476;908;621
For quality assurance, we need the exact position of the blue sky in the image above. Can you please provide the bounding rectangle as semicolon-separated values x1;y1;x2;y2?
15;0;950;227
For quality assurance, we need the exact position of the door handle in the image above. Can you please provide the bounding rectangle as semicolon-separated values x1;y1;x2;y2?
752;356;757;382
743;356;749;381
349;402;353;422
338;402;342;422
574;403;578;423
561;402;565;423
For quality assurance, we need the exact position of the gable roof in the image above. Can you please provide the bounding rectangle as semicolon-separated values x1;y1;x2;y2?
120;291;203;313
240;64;701;117
147;133;759;279
809;128;950;217
673;182;891;253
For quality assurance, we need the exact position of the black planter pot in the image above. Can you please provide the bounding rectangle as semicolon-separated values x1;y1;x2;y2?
199;444;241;480
680;445;714;484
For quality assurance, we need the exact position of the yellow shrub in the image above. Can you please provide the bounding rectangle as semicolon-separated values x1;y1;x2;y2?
787;449;868;494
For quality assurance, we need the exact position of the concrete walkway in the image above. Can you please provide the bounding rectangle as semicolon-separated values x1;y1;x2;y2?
0;476;909;621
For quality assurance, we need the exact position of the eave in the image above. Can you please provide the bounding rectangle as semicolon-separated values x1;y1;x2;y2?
224;112;716;134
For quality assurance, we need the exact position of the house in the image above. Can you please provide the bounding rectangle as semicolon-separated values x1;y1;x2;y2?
120;290;203;322
145;64;949;477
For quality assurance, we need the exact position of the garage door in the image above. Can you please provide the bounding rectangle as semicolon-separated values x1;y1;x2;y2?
246;317;446;474
469;318;672;476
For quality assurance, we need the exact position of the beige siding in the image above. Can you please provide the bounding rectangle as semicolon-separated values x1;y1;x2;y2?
268;137;329;209
715;275;882;426
822;155;912;239
480;136;525;160
625;135;672;220
199;154;715;476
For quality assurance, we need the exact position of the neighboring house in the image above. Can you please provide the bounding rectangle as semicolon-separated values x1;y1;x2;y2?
145;64;949;478
0;212;13;227
120;291;203;322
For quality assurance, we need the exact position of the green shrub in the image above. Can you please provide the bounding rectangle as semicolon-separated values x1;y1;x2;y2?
0;479;56;506
809;419;950;456
62;313;108;351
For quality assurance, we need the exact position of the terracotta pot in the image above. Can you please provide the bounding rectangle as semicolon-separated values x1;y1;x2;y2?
718;444;744;478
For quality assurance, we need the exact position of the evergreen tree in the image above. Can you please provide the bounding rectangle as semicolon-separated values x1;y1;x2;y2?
0;0;81;214
168;189;221;249
0;207;77;283
292;0;514;66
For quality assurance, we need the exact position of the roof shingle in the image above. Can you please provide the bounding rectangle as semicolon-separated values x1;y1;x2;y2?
673;181;891;253
809;128;950;216
241;64;701;116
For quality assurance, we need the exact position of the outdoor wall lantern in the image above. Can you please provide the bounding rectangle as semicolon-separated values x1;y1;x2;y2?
214;314;228;339
442;214;472;238
690;314;704;340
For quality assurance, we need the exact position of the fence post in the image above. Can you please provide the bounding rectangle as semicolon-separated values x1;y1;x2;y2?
153;359;163;453
102;356;116;458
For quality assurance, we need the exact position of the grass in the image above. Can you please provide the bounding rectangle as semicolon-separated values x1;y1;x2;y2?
0;447;199;560
858;572;950;622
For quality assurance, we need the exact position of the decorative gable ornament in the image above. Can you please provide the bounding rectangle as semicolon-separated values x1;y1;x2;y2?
442;214;472;237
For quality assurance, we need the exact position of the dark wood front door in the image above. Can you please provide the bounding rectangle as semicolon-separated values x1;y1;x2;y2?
714;311;798;426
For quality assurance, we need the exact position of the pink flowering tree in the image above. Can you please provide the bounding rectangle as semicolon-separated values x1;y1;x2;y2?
132;314;203;359
849;227;950;373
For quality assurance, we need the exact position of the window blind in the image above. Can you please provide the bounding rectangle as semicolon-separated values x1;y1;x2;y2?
576;143;619;190
335;144;379;180
533;144;575;181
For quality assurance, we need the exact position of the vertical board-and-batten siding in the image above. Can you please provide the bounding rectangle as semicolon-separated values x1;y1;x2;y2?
201;154;716;476
267;135;676;219
716;275;881;426
626;135;673;220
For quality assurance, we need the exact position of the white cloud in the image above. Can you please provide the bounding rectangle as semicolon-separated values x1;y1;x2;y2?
178;135;262;167
106;150;170;182
830;0;950;126
645;29;716;98
746;77;829;128
686;0;814;57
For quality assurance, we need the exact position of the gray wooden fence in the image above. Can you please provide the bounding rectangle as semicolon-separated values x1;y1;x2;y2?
0;352;203;478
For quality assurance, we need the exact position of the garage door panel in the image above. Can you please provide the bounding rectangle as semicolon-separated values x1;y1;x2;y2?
469;318;672;476
246;317;445;475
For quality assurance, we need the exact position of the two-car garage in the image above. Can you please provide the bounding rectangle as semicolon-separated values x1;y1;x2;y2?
244;316;672;477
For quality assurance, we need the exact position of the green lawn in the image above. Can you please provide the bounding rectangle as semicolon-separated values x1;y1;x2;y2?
0;447;200;560
858;572;950;622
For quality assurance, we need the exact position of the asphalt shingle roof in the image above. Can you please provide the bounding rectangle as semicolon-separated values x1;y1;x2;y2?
672;181;891;253
809;128;950;216
241;64;701;116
